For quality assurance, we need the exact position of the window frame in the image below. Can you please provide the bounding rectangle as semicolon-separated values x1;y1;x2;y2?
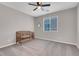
43;16;58;32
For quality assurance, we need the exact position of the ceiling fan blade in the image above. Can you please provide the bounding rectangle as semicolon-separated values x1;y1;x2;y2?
28;3;37;6
42;4;50;7
33;7;38;11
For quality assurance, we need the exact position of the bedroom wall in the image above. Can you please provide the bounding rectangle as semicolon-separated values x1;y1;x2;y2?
77;3;79;48
0;4;34;48
34;7;77;45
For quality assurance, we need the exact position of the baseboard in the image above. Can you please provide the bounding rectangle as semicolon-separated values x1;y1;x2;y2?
0;37;77;49
0;42;16;48
36;36;76;46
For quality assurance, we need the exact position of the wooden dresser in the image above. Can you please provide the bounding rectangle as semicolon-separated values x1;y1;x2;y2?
16;31;34;44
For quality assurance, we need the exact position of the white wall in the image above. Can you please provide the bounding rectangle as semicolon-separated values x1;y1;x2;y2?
34;7;77;45
77;3;79;48
0;4;34;48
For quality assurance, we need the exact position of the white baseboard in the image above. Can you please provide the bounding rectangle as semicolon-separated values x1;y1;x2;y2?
0;37;77;49
0;42;16;48
36;36;76;46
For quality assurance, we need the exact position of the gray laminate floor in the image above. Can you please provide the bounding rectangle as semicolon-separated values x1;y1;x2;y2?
0;39;79;56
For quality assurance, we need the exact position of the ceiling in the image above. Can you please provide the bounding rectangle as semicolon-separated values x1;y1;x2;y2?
0;2;78;17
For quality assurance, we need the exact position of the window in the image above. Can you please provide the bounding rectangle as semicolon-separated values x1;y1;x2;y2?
43;16;58;32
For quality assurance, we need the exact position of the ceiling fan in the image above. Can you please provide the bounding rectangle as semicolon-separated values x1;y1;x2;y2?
28;2;51;11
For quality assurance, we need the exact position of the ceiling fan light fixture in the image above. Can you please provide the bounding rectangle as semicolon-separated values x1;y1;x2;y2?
38;6;41;9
